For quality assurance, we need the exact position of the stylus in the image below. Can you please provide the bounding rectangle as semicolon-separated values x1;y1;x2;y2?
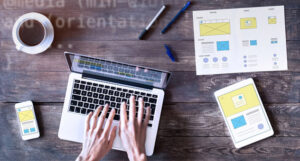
138;5;166;40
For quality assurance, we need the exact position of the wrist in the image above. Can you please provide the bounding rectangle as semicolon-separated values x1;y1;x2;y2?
76;155;84;161
77;153;96;161
128;149;147;161
136;153;147;161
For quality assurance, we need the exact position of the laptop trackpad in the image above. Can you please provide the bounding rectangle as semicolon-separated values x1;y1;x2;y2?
110;121;124;150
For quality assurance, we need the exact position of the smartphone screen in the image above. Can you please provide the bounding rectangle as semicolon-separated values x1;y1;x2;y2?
217;84;272;144
16;104;39;136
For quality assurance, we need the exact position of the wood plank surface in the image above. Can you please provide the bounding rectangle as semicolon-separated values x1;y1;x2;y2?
0;40;300;72
0;71;299;103
2;103;300;138
3;136;300;161
1;103;300;161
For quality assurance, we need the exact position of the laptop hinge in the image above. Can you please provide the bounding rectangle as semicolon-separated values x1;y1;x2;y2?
82;72;154;90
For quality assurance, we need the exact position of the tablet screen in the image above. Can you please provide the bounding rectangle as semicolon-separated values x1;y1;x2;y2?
217;84;271;143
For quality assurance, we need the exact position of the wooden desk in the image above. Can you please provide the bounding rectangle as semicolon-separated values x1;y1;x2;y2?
0;0;299;160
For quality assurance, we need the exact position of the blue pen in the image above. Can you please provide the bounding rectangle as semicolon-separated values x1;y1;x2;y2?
164;44;176;62
161;1;191;34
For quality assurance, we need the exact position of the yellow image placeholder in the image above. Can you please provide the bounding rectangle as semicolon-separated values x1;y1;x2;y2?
200;22;231;36
18;110;34;122
268;16;277;24
240;17;257;29
218;85;260;117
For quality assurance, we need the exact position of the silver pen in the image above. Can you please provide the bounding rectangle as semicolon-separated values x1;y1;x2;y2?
138;5;166;40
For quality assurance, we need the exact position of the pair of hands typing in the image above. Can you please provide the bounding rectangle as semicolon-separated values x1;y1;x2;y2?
76;96;150;161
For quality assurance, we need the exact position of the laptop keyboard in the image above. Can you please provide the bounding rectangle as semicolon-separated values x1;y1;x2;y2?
69;79;158;127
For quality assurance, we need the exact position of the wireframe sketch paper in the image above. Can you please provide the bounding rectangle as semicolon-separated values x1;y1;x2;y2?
193;6;288;75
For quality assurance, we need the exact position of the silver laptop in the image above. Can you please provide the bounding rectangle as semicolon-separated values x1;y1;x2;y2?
58;52;171;156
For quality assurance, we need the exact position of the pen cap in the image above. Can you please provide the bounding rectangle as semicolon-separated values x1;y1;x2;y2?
183;1;191;10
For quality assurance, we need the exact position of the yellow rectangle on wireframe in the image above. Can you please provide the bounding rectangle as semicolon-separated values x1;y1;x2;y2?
268;17;276;24
18;110;34;122
218;84;260;117
200;22;230;36
240;17;257;29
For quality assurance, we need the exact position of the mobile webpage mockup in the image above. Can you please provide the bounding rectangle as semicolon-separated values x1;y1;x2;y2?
16;105;38;136
218;84;271;143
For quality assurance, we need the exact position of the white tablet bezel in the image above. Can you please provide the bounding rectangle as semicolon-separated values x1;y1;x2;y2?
214;78;274;148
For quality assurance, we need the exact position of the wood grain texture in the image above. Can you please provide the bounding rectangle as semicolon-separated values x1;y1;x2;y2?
0;40;299;72
3;135;300;161
0;71;299;103
1;103;300;161
2;103;300;138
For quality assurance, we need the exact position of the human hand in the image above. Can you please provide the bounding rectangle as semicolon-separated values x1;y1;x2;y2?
76;105;117;161
119;96;150;161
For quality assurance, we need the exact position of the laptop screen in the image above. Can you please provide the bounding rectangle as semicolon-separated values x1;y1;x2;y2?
65;52;171;89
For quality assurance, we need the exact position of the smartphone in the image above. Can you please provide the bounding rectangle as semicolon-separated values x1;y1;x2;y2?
214;78;273;148
15;101;40;140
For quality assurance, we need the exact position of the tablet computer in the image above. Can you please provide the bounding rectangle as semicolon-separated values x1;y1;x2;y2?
214;78;274;148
